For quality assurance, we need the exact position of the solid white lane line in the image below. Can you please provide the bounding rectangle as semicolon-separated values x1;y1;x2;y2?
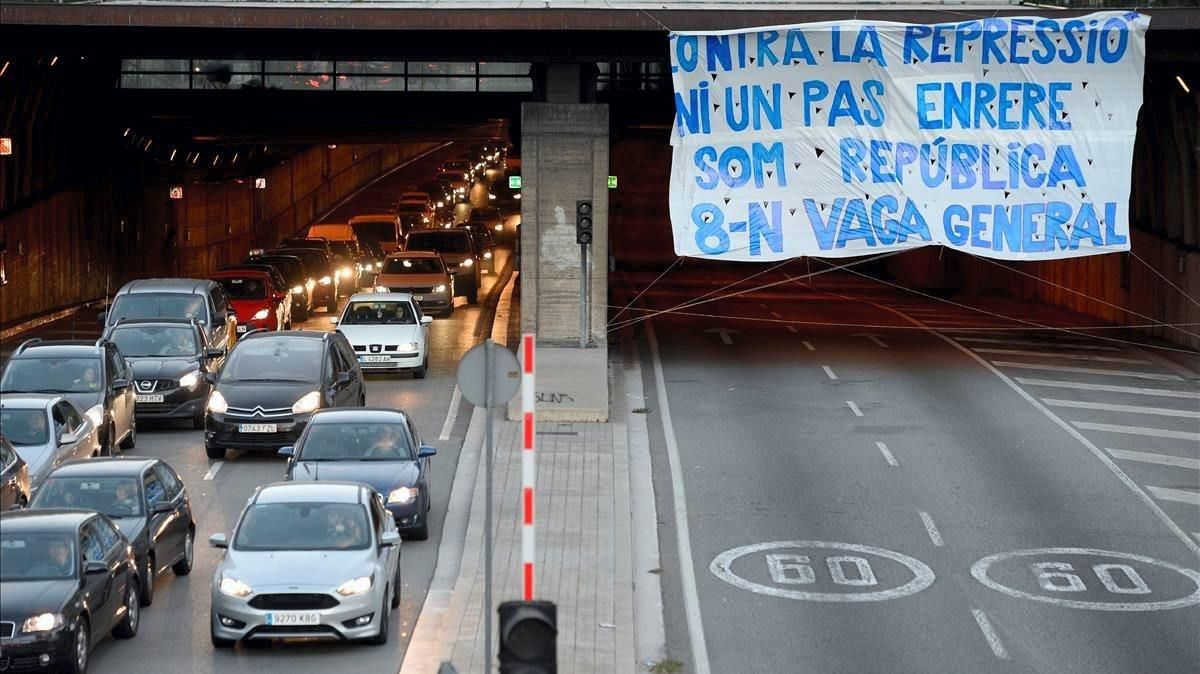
802;340;815;351
1015;378;1200;399
438;385;462;441
646;321;712;674
1072;421;1200;441
770;311;782;318
1045;399;1200;419
847;401;863;417
918;511;944;546
786;326;798;333
971;609;1010;660
956;336;1122;351
203;461;223;481
822;365;838;380
1147;486;1200;507
972;348;1149;364
876;441;898;466
1107;449;1200;471
992;361;1184;381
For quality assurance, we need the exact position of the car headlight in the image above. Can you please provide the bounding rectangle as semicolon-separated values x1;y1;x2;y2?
423;217;430;223
178;371;201;390
388;487;418;505
402;342;419;352
252;308;270;321
461;258;473;267
514;193;521;200
434;284;447;293
85;404;104;428
306;279;316;290
335;575;373;597
219;575;253;598
374;285;389;293
319;276;332;285
22;612;64;633
437;201;445;208
488;193;497;200
292;285;304;294
207;391;228;414
363;263;374;272
292;390;321;415
340;267;353;278
494;224;504;231
484;251;492;259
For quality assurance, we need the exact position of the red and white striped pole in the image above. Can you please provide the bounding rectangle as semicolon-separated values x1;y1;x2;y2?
520;332;536;601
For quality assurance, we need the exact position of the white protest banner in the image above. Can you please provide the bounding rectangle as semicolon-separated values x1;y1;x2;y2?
669;12;1150;261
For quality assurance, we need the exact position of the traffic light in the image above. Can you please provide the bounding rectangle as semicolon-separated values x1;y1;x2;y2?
575;200;592;245
498;600;556;673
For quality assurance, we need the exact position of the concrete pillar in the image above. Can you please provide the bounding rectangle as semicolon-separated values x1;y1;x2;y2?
519;102;609;346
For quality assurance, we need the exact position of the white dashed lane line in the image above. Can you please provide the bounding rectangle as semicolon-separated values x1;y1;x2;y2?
203;461;224;481
846;401;863;417
875;441;898;467
822;365;838;381
918;511;944;547
802;340;815;350
971;608;1010;660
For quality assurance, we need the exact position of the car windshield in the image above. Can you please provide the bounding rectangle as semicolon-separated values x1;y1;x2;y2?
217;276;267;300
220;339;322;383
407;232;470;254
382;257;444;275
396;204;427;216
234;502;370;551
110;293;207;324
352;221;396;244
341;301;416;325
0;409;50;446
399;215;423;229
109;325;198;358
1;357;102;394
299;422;415;461
0;533;77;581
34;476;144;518
330;242;355;259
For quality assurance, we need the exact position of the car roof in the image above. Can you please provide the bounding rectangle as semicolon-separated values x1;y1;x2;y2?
211;268;271;279
241;329;328;343
386;250;440;259
116;278;214;295
408;229;468;237
0;508;96;532
0;394;59;409
255;481;366;505
109;317;198;328
346;292;413;303
49;457;157;477
309;407;410;425
349;214;396;222
11;342;102;359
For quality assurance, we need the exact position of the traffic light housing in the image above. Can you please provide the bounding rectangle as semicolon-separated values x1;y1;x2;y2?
575;200;592;245
498;600;557;673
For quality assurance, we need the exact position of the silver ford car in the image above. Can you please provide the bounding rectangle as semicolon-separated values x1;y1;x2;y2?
208;481;401;647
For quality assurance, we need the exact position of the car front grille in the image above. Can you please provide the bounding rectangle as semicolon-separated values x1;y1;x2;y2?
135;379;177;393
0;653;54;672
0;621;14;639
248;593;340;610
384;345;399;352
389;286;434;294
225;405;292;420
247;625;341;639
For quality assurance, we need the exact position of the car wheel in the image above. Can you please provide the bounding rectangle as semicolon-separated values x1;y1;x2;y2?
326;294;338;313
192;414;205;431
205;443;226;460
466;279;479;305
294;304;308;322
413;357;427;380
366;598;389;646
65;618;89;674
113;577;140;639
358;392;366;407
284;319;293;330
172;528;195;576
210;614;236;649
390;572;401;609
120;418;137;450
139;555;155;606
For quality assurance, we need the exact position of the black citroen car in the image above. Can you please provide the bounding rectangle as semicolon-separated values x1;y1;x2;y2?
281;407;436;539
31;458;195;607
204;331;366;460
0;509;141;674
103;318;224;430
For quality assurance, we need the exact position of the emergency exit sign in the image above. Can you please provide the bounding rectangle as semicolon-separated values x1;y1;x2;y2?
608;176;618;189
0;138;11;156
169;186;184;200
508;176;521;189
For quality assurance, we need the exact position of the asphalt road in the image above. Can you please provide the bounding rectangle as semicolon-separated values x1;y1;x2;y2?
1;142;515;674
627;265;1200;673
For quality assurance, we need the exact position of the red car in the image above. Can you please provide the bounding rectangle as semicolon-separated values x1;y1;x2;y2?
210;269;292;333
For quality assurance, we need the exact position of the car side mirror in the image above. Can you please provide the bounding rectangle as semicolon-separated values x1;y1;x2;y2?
328;317;339;325
277;446;294;458
84;560;108;575
226;309;238;318
97;311;108;325
209;533;228;549
58;430;79;446
205;348;225;360
421;315;433;325
418;445;437;458
112;379;130;391
380;531;400;547
152;501;173;514
336;372;351;386
203;372;217;385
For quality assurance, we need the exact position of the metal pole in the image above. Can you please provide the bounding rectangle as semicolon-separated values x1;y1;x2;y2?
579;244;588;348
483;338;494;674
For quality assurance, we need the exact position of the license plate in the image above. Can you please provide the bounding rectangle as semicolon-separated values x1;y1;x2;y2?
362;355;390;363
238;423;277;433
264;612;320;626
236;325;248;333
136;394;164;404
413;295;425;301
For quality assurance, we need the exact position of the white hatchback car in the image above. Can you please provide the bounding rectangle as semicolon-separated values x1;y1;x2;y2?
330;293;432;378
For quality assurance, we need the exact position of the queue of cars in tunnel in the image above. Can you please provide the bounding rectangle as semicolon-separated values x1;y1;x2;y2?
0;141;511;670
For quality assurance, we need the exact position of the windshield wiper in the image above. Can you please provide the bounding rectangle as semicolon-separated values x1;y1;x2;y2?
360;456;408;461
3;388;65;394
231;378;309;383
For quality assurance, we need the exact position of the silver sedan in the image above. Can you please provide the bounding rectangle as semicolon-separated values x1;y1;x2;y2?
209;481;401;647
0;394;100;489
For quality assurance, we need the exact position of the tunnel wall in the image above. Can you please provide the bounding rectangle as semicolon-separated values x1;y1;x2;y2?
0;142;436;331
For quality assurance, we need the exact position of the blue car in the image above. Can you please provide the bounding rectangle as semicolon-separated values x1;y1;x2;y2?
280;408;435;539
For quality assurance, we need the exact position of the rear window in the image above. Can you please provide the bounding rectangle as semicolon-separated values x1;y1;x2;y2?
352;221;397;244
217;277;267;299
109;293;206;324
406;232;471;254
382;257;444;275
